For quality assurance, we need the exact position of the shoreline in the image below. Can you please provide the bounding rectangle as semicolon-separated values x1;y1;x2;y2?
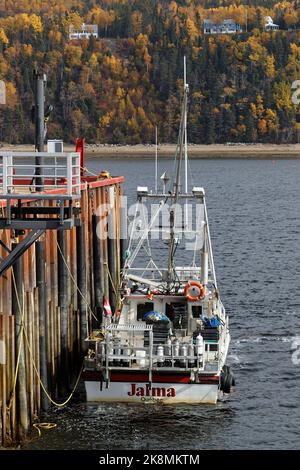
1;143;300;158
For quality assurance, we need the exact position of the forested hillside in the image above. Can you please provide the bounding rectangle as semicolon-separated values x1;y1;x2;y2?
1;0;300;144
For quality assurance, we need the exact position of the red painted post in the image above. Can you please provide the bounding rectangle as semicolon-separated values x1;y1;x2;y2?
75;138;85;177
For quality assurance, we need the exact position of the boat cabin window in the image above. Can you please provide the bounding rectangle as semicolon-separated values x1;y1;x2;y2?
166;302;188;329
137;302;154;321
192;305;202;318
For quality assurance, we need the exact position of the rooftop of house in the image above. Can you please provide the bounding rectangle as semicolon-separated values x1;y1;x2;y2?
69;23;98;33
265;16;278;26
204;18;240;25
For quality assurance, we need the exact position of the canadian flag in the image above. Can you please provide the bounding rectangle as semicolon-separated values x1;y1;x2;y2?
103;295;112;316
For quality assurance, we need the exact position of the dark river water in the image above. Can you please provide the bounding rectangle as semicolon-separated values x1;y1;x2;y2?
25;157;300;450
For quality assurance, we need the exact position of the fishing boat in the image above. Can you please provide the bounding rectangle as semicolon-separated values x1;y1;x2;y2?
84;59;234;404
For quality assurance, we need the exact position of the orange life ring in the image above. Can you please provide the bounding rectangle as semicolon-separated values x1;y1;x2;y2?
184;281;205;302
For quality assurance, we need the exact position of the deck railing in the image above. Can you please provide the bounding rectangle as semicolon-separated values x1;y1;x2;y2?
85;324;220;378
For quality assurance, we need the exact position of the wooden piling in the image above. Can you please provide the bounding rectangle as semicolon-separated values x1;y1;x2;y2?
76;224;88;352
92;214;102;322
0;175;124;446
101;187;109;298
57;229;69;392
0;314;7;445
107;186;117;313
11;243;29;441
35;239;49;410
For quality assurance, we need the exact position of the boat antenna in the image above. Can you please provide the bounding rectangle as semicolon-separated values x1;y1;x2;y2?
184;56;188;196
167;57;189;286
183;56;189;229
155;125;158;193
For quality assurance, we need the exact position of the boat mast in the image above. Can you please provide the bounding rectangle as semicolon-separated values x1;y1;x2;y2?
155;125;158;194
184;56;188;196
183;56;189;229
167;60;189;285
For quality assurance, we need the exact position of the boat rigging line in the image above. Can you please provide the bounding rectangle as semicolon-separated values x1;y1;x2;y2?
167;59;189;287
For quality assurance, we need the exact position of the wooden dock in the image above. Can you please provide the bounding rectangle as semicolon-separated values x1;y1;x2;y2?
0;157;124;446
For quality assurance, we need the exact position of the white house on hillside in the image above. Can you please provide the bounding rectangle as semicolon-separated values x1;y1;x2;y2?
69;23;98;40
265;16;279;31
204;18;243;34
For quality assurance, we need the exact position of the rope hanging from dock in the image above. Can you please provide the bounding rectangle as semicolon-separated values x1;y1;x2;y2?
56;240;99;323
0;164;125;446
104;261;118;298
33;422;57;437
80;166;98;177
6;274;25;411
8;273;84;410
23;328;84;408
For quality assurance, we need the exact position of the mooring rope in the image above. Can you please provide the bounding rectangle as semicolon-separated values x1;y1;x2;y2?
33;422;57;437
104;261;118;298
0;239;80;445
6;274;25;410
23;321;84;407
80;165;98;177
56;240;99;323
9;276;84;409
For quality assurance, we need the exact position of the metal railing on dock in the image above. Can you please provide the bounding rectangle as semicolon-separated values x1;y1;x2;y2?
0;152;82;231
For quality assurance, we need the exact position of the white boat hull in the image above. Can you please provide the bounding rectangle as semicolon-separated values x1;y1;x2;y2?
85;381;219;404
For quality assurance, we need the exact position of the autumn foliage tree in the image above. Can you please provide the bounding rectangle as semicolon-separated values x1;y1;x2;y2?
0;0;300;144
